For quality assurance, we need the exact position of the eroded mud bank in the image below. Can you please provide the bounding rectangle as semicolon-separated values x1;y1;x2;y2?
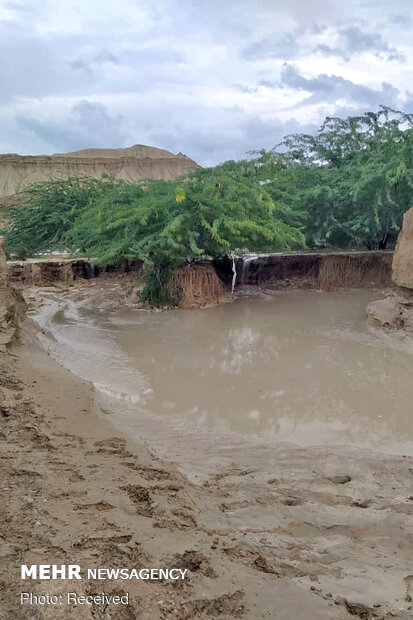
8;250;393;293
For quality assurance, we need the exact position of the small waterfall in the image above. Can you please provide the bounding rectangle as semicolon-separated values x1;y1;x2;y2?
241;254;258;286
84;261;96;279
231;256;237;294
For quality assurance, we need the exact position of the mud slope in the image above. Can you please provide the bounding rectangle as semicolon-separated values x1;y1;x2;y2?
0;236;21;348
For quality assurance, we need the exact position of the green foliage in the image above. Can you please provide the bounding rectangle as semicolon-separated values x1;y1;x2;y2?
4;168;304;306
65;165;305;304
139;257;181;308
271;106;413;249
5;176;129;256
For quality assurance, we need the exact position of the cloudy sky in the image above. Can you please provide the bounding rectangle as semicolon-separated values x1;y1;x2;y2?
0;0;412;165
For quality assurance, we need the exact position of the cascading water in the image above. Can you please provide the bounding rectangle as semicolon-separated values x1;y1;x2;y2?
84;261;96;279
231;256;237;294
241;254;258;286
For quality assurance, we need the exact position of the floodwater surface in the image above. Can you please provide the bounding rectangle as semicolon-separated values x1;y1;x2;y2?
34;290;413;471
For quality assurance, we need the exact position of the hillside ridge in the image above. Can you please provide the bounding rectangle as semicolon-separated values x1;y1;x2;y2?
0;144;199;199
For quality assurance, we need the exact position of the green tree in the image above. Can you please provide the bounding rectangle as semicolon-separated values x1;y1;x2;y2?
4;166;305;306
274;106;413;249
66;164;305;305
5;176;129;256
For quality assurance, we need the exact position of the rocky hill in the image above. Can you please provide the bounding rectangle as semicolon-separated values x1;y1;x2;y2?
0;144;199;201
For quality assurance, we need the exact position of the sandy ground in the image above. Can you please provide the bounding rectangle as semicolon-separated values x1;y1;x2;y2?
1;287;413;619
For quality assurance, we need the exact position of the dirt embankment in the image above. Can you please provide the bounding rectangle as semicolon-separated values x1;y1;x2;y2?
170;264;228;309
8;258;93;287
225;251;393;291
8;251;394;297
368;208;413;331
0;236;24;349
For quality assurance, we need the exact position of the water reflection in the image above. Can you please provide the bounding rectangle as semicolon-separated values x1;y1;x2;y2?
34;290;413;455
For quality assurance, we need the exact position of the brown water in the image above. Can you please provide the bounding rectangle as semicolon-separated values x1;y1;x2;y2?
34;290;413;472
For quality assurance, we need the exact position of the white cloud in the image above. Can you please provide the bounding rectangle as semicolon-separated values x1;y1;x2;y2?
0;0;412;164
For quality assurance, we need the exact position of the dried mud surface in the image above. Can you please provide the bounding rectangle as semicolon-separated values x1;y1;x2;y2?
1;303;413;618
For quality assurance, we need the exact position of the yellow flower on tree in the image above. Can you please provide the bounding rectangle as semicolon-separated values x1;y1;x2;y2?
175;187;186;203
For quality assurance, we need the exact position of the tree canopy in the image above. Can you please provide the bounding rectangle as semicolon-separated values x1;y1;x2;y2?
5;175;127;258
265;106;413;249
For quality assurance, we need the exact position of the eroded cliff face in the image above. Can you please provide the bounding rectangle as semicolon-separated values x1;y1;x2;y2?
367;208;413;330
392;206;413;290
0;237;19;348
0;144;199;200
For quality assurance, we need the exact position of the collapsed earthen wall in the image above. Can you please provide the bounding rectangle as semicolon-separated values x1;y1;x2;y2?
8;251;394;291
7;258;145;285
230;252;393;290
170;264;226;309
0;237;20;348
7;259;98;285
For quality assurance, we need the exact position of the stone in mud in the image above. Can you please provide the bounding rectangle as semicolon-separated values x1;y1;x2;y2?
171;550;216;577
393;206;413;290
254;555;280;575
351;498;372;508
366;296;405;328
122;484;153;516
327;475;351;484
366;294;413;330
343;599;373;618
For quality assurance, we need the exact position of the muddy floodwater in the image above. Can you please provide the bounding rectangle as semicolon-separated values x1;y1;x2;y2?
34;290;413;475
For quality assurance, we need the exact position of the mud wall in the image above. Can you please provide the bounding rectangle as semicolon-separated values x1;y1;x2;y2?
170;264;226;309
7;257;144;285
215;251;393;290
8;259;94;285
0;237;21;348
8;251;394;291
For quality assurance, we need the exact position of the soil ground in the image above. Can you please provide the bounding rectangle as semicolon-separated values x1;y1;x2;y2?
1;285;413;619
